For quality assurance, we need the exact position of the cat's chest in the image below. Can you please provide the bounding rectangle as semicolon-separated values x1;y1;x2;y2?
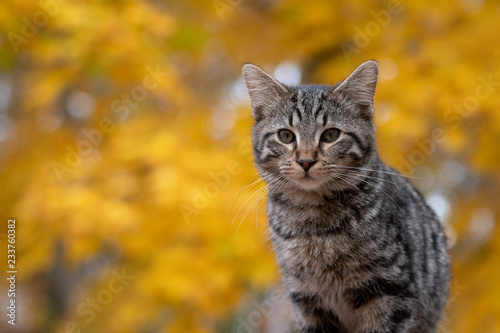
267;192;365;283
268;199;357;269
274;236;360;330
273;233;355;278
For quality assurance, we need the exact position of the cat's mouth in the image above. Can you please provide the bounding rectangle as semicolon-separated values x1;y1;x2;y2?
293;173;323;190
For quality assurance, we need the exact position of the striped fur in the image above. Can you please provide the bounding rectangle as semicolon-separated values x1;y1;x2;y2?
242;61;450;333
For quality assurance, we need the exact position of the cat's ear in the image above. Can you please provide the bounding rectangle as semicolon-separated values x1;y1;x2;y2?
335;60;378;115
242;63;288;121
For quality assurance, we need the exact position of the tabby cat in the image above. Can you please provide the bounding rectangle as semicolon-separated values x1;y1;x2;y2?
242;60;450;333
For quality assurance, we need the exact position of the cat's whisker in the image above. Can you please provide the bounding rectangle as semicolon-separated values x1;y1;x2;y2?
231;181;269;232
336;168;398;191
252;177;288;227
333;174;362;194
230;176;263;219
324;164;419;179
340;171;402;211
323;177;344;201
323;165;394;182
337;169;404;190
230;171;282;228
232;185;269;240
233;175;280;222
233;179;287;241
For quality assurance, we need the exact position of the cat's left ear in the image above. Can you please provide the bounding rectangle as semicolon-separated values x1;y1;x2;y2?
335;60;378;115
242;63;289;121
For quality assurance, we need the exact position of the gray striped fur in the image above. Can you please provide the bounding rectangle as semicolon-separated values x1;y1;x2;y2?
242;61;450;333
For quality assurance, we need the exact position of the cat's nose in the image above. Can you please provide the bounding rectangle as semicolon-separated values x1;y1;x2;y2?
296;159;317;172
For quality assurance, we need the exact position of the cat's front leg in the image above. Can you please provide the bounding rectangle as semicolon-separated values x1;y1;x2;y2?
350;296;429;333
289;291;349;333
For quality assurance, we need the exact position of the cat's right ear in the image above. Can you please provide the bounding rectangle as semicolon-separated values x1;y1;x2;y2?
242;63;288;121
334;60;378;116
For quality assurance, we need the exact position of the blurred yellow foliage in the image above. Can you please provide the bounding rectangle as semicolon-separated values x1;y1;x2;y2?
0;0;499;332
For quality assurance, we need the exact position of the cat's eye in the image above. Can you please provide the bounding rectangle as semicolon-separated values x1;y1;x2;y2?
321;128;341;143
278;129;295;143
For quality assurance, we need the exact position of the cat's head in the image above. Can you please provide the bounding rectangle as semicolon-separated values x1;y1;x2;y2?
242;60;379;192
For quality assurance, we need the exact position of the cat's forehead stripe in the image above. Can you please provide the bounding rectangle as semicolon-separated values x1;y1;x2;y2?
291;90;303;126
313;90;326;119
290;88;328;127
297;89;305;118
